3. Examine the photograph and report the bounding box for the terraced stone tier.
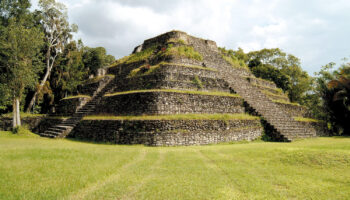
[108,72,230,94]
[96,91,244,115]
[71,119,263,146]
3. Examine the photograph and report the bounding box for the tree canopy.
[0,0,115,125]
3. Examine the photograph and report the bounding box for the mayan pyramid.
[39,31,326,145]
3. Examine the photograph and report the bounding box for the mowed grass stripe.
[131,149,239,199]
[200,142,350,199]
[67,149,148,200]
[82,150,165,200]
[196,150,243,199]
[120,150,166,200]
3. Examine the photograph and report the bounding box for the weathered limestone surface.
[96,92,244,115]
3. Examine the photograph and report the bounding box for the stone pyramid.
[39,31,327,145]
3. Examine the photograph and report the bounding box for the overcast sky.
[30,0,350,74]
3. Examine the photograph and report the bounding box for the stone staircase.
[221,71,317,141]
[40,78,114,138]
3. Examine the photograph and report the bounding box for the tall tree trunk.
[12,99,17,128]
[12,98,21,128]
[16,98,21,127]
[26,48,53,112]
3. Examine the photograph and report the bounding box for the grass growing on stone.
[128,62,217,78]
[0,134,350,200]
[167,62,217,71]
[83,113,259,121]
[262,90,289,100]
[105,89,241,98]
[252,83,284,94]
[162,45,203,61]
[61,95,91,101]
[167,38,187,45]
[273,99,304,107]
[294,117,323,123]
[192,75,204,89]
[109,45,157,68]
[127,63,162,78]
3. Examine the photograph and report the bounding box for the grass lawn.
[0,131,349,200]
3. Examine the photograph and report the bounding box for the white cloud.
[30,0,350,74]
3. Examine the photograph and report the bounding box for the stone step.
[47,127,66,132]
[43,130,61,136]
[40,133,56,138]
[221,71,317,141]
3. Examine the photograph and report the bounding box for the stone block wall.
[96,92,244,115]
[0,116,66,135]
[0,116,46,131]
[71,119,263,146]
[56,97,90,116]
[108,70,229,94]
[296,121,329,137]
[274,102,311,118]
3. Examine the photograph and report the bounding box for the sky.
[30,0,350,74]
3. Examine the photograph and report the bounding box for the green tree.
[26,0,77,112]
[0,17,43,127]
[83,47,115,76]
[247,48,312,104]
[316,62,350,135]
[0,0,31,25]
